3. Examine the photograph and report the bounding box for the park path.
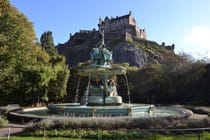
[0,123,28,138]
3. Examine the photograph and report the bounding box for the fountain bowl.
[48,103,152,117]
[7,103,193,123]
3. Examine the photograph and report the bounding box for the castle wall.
[109,17,129,31]
[104,14,130,33]
[103,12,146,40]
[104,19,110,32]
[105,32,122,41]
[129,14,136,26]
[125,24,136,36]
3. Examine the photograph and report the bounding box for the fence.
[1,126,210,140]
[150,128,210,140]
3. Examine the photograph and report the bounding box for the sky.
[10,0,210,60]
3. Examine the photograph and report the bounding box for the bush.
[0,117,8,126]
[27,117,172,130]
[23,129,152,139]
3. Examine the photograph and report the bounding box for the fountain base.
[48,103,152,117]
[81,96,123,106]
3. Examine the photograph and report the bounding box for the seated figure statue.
[88,79,104,96]
[107,80,118,96]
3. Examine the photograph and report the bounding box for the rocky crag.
[56,12,175,68]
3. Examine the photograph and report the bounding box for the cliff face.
[56,33,174,68]
[112,42,148,67]
[57,44,91,66]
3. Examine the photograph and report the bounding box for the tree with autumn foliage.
[0,2,69,106]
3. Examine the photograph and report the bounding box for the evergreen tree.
[40,31,58,55]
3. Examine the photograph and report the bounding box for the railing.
[1,126,210,140]
[149,128,210,140]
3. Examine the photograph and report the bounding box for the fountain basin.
[48,103,152,117]
[7,104,193,123]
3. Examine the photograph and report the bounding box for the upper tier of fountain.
[77,18,128,106]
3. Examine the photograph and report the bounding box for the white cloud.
[184,25,210,45]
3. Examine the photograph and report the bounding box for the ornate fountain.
[48,18,152,116]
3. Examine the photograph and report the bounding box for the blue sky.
[10,0,210,60]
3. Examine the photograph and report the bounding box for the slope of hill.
[56,32,175,68]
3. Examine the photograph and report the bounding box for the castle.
[72,11,147,43]
[66,11,174,52]
[103,11,147,40]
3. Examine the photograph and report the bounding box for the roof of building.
[104,11,132,22]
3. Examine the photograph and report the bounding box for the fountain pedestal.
[81,96,123,106]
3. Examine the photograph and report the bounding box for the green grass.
[156,132,210,140]
[1,133,210,140]
[0,137,80,140]
[19,129,210,140]
[0,132,210,140]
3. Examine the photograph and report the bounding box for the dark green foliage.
[66,55,210,106]
[129,64,163,103]
[40,31,58,55]
[65,68,88,103]
[128,53,210,105]
[47,55,70,102]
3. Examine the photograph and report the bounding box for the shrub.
[0,117,8,126]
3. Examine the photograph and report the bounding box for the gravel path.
[0,124,28,138]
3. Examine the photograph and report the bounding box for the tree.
[0,4,70,106]
[47,56,70,102]
[40,31,70,102]
[40,31,58,55]
[0,0,10,16]
[0,5,37,105]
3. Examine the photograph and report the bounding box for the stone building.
[103,11,147,40]
[68,11,147,43]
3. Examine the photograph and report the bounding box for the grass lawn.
[0,137,80,140]
[0,132,210,140]
[156,132,210,140]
